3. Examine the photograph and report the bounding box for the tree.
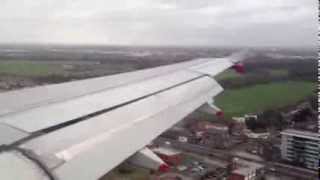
[259,110,285,130]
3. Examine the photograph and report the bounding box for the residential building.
[280,129,319,170]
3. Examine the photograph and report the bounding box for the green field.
[216,69,289,81]
[269,69,289,77]
[0,61,63,77]
[215,81,316,118]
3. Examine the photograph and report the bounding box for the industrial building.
[280,129,319,170]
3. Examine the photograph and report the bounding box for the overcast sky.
[0,0,317,47]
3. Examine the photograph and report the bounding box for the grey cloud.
[0,0,317,47]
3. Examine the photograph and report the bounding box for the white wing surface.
[0,53,245,180]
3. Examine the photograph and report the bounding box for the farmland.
[215,81,316,118]
[0,61,64,77]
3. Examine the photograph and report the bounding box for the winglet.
[232,63,245,74]
[229,51,251,74]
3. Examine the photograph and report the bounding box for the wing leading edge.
[0,53,245,180]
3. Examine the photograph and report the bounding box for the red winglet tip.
[232,63,245,74]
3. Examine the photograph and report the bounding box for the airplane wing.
[0,53,246,180]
